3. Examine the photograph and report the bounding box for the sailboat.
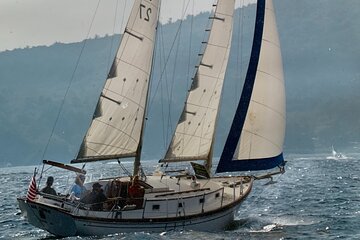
[17,0,286,237]
[328,145,346,160]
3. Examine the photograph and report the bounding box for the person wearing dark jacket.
[80,182,107,211]
[40,176,57,195]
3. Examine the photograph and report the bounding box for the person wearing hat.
[80,182,107,211]
[40,176,57,195]
[70,174,87,199]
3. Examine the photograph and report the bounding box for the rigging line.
[106,0,121,72]
[156,19,166,151]
[37,165,43,188]
[239,172,285,218]
[235,0,245,110]
[137,1,162,166]
[75,0,121,161]
[41,0,102,161]
[186,0,195,90]
[102,2,154,100]
[147,0,191,113]
[180,0,194,155]
[119,0,128,41]
[165,0,191,148]
[177,2,216,156]
[161,63,167,150]
[158,30,165,149]
[152,22,168,151]
[147,0,192,151]
[74,0,121,160]
[157,24,168,150]
[166,2,229,160]
[166,0,187,149]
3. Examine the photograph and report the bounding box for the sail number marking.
[140,4,152,22]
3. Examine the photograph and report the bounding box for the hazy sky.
[0,0,255,52]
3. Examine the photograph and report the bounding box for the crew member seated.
[127,176,144,208]
[81,183,107,211]
[40,176,57,195]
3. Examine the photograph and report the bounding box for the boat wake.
[250,223,282,233]
[292,152,353,161]
[326,155,350,160]
[230,215,318,233]
[293,156,327,161]
[326,152,352,160]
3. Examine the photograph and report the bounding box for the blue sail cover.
[216,0,286,173]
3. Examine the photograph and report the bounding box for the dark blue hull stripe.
[217,0,274,173]
[216,153,284,172]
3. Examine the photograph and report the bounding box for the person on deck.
[128,176,144,208]
[70,174,87,199]
[80,183,107,211]
[40,176,57,195]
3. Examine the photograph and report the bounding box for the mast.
[160,0,235,173]
[216,0,286,173]
[134,9,160,176]
[72,0,160,165]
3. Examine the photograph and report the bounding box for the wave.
[325,155,352,160]
[230,215,319,233]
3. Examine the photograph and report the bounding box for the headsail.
[216,0,285,172]
[73,0,160,163]
[161,0,235,170]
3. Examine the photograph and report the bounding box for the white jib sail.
[77,0,160,161]
[234,0,285,160]
[164,0,235,162]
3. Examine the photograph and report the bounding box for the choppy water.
[1,153,360,239]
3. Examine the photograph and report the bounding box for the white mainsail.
[74,0,160,162]
[162,0,235,165]
[217,0,285,172]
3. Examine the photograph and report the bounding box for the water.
[1,153,360,239]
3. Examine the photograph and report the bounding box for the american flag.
[26,175,37,202]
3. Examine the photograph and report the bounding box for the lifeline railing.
[65,181,248,219]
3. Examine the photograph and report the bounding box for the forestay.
[162,0,235,165]
[217,0,285,172]
[74,0,160,163]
